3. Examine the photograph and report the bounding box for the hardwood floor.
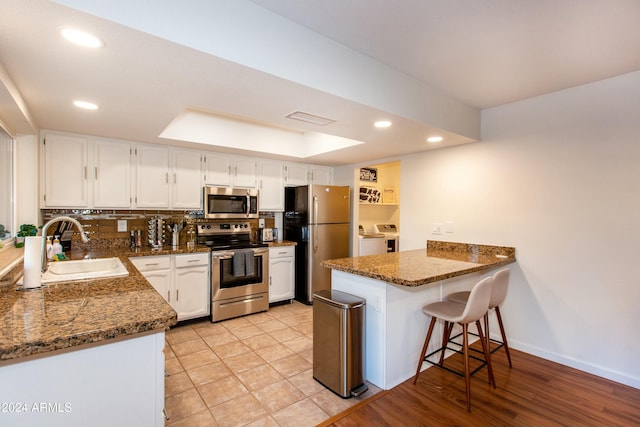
[320,344,640,427]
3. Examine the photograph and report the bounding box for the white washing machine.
[374,224,400,253]
[358,225,387,256]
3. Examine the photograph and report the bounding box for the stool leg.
[414,316,437,385]
[495,306,512,367]
[439,321,453,366]
[462,323,471,412]
[484,312,490,354]
[476,319,496,388]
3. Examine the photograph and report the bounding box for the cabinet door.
[259,160,284,211]
[175,265,210,320]
[172,149,202,209]
[43,133,88,207]
[269,247,295,303]
[310,167,333,185]
[136,145,169,208]
[94,139,132,208]
[142,269,172,304]
[203,153,231,186]
[233,157,257,188]
[284,163,308,186]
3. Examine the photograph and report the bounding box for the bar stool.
[413,276,495,412]
[446,268,512,367]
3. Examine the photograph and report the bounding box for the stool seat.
[413,275,496,412]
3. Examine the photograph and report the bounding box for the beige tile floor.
[164,301,380,427]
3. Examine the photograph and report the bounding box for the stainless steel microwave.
[203,186,259,219]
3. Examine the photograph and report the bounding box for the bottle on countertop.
[46,236,53,260]
[130,230,136,249]
[52,235,63,256]
[136,230,142,248]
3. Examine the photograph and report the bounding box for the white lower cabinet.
[269,246,295,303]
[130,253,210,321]
[0,332,166,427]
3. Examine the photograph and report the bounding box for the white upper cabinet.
[284,163,308,186]
[283,163,333,186]
[135,144,170,208]
[258,160,284,211]
[94,139,132,208]
[171,149,202,209]
[203,154,257,188]
[310,166,333,185]
[203,153,232,186]
[40,130,333,211]
[232,157,257,188]
[42,132,89,207]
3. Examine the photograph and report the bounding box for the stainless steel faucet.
[41,216,89,272]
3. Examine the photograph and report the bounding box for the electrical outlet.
[117,220,127,232]
[432,223,442,235]
[258,218,265,228]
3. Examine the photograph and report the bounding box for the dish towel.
[232,249,255,277]
[232,250,246,277]
[244,250,255,276]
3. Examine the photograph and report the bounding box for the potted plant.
[15,224,39,248]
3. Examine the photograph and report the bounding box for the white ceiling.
[1,0,639,166]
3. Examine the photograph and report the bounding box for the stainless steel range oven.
[197,221,269,322]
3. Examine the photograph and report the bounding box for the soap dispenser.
[46,236,53,260]
[52,235,63,256]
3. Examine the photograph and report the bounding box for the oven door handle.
[212,248,268,260]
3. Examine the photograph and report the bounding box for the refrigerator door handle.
[313,195,319,225]
[312,224,318,254]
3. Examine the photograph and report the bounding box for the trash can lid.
[313,289,366,309]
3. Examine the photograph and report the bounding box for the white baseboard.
[507,338,640,390]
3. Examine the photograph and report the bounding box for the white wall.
[396,70,640,388]
[15,134,39,226]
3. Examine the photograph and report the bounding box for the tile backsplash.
[41,210,276,250]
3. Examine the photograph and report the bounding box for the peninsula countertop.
[322,240,516,287]
[0,245,213,362]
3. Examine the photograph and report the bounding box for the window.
[0,127,13,244]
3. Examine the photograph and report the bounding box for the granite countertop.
[0,246,197,362]
[266,240,297,247]
[321,240,516,287]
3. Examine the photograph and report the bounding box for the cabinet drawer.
[269,246,295,259]
[175,253,209,268]
[130,255,171,271]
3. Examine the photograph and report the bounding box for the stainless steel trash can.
[313,289,368,398]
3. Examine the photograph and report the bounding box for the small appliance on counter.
[258,227,277,242]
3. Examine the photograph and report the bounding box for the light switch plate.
[117,220,127,232]
[432,223,442,235]
[445,221,454,233]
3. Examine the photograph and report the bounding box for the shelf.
[359,202,399,206]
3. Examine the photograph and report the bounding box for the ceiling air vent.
[285,111,335,126]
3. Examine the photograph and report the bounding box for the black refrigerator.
[284,185,351,304]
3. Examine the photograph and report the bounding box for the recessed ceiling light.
[61,28,104,48]
[73,100,98,110]
[427,136,444,143]
[374,120,392,128]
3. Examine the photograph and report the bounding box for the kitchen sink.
[41,257,129,283]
